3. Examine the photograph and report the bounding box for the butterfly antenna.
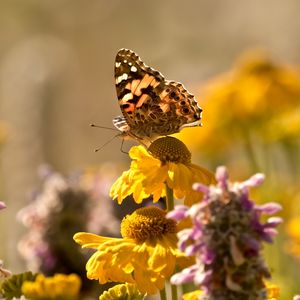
[90,123,119,131]
[94,134,120,152]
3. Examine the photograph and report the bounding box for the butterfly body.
[114,49,202,143]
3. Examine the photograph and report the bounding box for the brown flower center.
[148,136,191,164]
[121,206,177,243]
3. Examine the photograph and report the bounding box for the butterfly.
[113,48,202,145]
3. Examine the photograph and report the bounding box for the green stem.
[165,184,174,212]
[171,283,178,300]
[243,129,260,173]
[165,185,177,299]
[159,286,167,300]
[181,282,194,294]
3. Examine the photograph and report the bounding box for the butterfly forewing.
[115,49,165,124]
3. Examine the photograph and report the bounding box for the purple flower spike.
[17,165,120,289]
[202,249,215,264]
[0,201,6,210]
[195,269,213,287]
[0,260,12,278]
[171,265,199,285]
[169,166,281,300]
[243,173,265,188]
[166,205,188,221]
[193,182,210,194]
[265,217,283,227]
[255,202,282,215]
[215,166,229,190]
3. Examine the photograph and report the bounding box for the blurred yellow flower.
[21,273,81,300]
[181,284,278,300]
[74,206,188,295]
[263,107,300,141]
[266,282,280,300]
[99,283,145,300]
[286,217,300,259]
[178,51,300,153]
[110,137,215,206]
[182,290,204,300]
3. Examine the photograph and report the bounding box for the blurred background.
[0,0,300,298]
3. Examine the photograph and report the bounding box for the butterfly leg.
[120,139,129,154]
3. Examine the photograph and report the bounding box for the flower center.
[99,283,144,300]
[148,136,191,164]
[121,206,177,242]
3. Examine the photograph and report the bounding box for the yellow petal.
[73,232,113,249]
[132,181,150,204]
[129,145,151,160]
[191,164,216,185]
[142,164,168,192]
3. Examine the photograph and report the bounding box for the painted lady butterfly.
[114,48,202,144]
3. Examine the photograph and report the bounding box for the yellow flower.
[21,273,81,300]
[74,206,188,295]
[182,290,204,300]
[286,217,300,259]
[182,284,278,300]
[178,50,300,153]
[263,107,300,141]
[99,283,145,300]
[110,137,215,206]
[266,282,280,300]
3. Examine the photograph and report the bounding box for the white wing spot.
[117,73,129,84]
[122,93,133,101]
[115,62,121,67]
[131,66,138,72]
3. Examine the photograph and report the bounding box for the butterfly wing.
[114,49,165,128]
[114,49,202,139]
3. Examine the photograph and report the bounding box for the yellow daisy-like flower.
[99,283,145,300]
[181,284,279,300]
[182,290,204,300]
[21,273,81,300]
[286,217,300,259]
[178,50,300,153]
[110,137,215,206]
[266,282,280,300]
[74,206,188,295]
[264,107,300,142]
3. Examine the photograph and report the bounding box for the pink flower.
[0,201,6,210]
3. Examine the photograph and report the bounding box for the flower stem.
[165,185,176,299]
[165,184,174,212]
[171,283,178,300]
[244,133,260,173]
[159,286,167,300]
